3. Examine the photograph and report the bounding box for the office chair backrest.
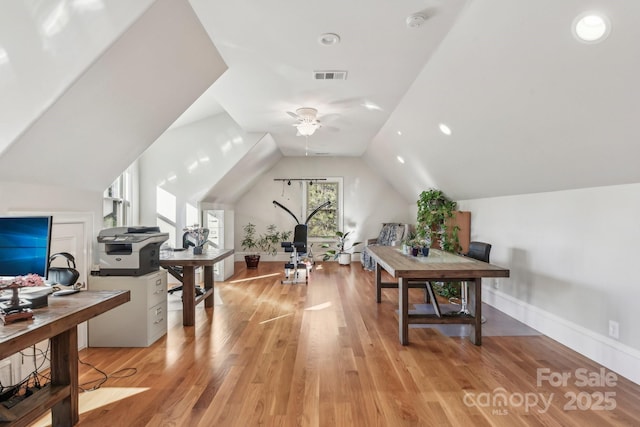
[467,241,491,263]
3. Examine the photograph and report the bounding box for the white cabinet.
[88,270,167,347]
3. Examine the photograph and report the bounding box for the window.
[303,178,343,239]
[156,186,177,246]
[103,167,133,228]
[186,203,199,227]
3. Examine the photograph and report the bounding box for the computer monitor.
[0,216,53,279]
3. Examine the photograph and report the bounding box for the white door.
[18,219,89,381]
[49,222,87,289]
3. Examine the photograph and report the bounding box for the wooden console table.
[0,290,129,426]
[366,246,509,346]
[160,248,234,326]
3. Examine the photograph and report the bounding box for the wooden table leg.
[182,266,196,326]
[204,265,214,308]
[375,263,382,303]
[399,277,409,345]
[51,327,78,426]
[468,278,482,345]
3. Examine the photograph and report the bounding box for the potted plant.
[402,231,416,255]
[241,222,261,268]
[416,189,460,253]
[322,230,362,265]
[258,224,292,257]
[242,223,292,268]
[416,189,461,297]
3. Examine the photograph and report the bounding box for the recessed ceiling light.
[362,102,382,111]
[318,33,341,46]
[397,156,405,164]
[397,131,403,136]
[573,13,610,43]
[0,47,8,65]
[439,123,452,136]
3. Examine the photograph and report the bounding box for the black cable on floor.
[78,358,137,392]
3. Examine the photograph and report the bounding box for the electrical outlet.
[608,320,619,339]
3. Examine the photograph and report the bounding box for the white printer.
[97,226,169,276]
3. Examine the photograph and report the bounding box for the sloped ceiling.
[0,0,227,192]
[2,0,639,205]
[366,0,640,201]
[201,133,282,206]
[189,0,468,157]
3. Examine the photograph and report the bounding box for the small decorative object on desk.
[183,225,209,255]
[0,274,45,324]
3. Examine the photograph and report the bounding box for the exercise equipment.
[273,200,331,284]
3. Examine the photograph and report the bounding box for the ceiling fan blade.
[318,113,341,123]
[286,111,300,120]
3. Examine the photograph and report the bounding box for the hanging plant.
[416,189,461,253]
[416,189,461,299]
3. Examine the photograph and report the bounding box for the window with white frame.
[303,178,343,239]
[103,167,133,228]
[156,186,177,247]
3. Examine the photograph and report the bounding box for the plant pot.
[245,254,260,269]
[338,253,351,265]
[411,247,419,256]
[421,247,430,257]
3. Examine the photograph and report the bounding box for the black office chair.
[167,230,210,296]
[456,241,492,318]
[466,241,492,263]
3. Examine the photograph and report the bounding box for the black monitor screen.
[0,216,53,278]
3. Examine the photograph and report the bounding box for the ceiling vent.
[314,70,347,80]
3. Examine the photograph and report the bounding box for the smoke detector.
[406,13,427,28]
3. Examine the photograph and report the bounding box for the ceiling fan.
[286,107,322,136]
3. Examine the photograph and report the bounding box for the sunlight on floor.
[259,313,293,324]
[31,387,149,426]
[305,301,332,311]
[229,273,281,283]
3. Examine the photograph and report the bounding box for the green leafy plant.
[242,223,292,256]
[321,230,362,261]
[416,189,460,253]
[241,222,259,254]
[258,224,292,256]
[416,189,461,298]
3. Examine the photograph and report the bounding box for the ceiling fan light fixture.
[296,121,319,136]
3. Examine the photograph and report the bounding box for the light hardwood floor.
[36,261,640,426]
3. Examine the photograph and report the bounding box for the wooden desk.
[159,248,234,326]
[366,246,510,346]
[0,290,129,426]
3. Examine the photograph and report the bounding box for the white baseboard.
[483,286,640,385]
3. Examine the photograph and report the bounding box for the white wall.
[459,183,640,383]
[0,181,102,231]
[233,156,412,262]
[137,113,266,246]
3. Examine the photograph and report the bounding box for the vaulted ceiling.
[2,0,639,203]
